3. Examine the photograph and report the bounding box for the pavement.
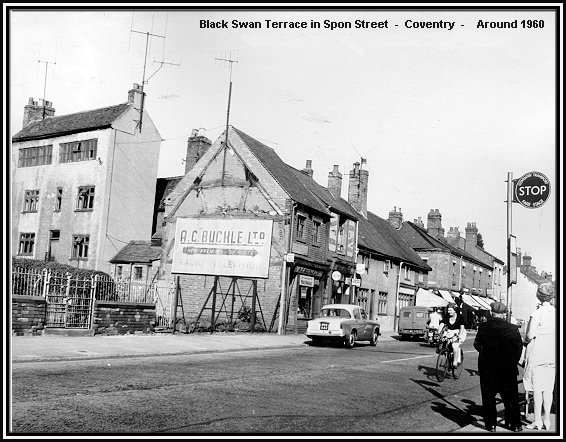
[9,329,558,435]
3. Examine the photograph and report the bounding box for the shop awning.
[438,290,455,303]
[461,294,484,310]
[471,295,493,310]
[415,288,449,308]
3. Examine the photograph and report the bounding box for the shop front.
[285,259,328,333]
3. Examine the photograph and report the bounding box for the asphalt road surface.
[10,337,485,434]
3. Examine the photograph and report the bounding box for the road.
[10,337,484,434]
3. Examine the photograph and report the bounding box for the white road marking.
[381,350,475,364]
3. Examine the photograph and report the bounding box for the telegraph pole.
[38,59,56,120]
[506,172,513,322]
[215,54,238,186]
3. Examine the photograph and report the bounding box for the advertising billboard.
[171,218,273,278]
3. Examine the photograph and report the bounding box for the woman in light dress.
[522,282,556,431]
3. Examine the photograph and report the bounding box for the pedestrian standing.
[473,301,524,432]
[523,282,556,431]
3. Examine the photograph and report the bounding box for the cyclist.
[438,303,466,367]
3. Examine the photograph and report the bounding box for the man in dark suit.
[473,301,524,432]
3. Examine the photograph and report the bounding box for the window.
[384,260,390,274]
[71,235,89,259]
[59,139,98,163]
[23,190,39,212]
[418,271,424,283]
[296,214,306,240]
[18,233,35,255]
[18,145,53,167]
[55,188,63,211]
[50,230,60,240]
[116,265,123,278]
[134,266,143,280]
[337,218,346,253]
[312,220,321,244]
[76,186,95,210]
[377,291,388,315]
[404,267,412,281]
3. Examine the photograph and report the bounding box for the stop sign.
[513,171,551,208]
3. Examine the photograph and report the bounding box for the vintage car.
[305,304,380,348]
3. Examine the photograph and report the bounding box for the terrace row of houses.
[11,84,548,331]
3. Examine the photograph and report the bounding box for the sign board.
[356,263,366,275]
[345,277,352,285]
[295,266,324,279]
[352,278,361,287]
[331,270,342,281]
[513,171,551,208]
[298,275,315,287]
[171,218,273,278]
[285,253,295,263]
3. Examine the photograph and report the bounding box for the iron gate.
[45,272,95,329]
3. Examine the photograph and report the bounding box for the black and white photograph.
[4,3,561,438]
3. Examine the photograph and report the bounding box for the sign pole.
[506,172,513,322]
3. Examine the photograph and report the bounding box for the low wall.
[93,301,156,335]
[11,296,156,336]
[12,295,47,336]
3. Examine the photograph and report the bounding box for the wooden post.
[171,276,179,334]
[211,276,218,334]
[251,280,257,333]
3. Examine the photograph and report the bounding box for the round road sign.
[514,171,551,208]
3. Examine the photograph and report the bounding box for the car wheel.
[370,329,379,346]
[345,331,356,349]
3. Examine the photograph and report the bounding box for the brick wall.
[12,295,46,336]
[11,296,156,336]
[93,301,156,335]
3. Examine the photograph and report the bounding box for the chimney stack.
[522,253,532,268]
[465,222,478,252]
[348,161,369,217]
[426,209,444,239]
[185,128,212,174]
[327,165,342,198]
[301,160,314,178]
[413,216,425,229]
[388,206,403,229]
[128,83,145,107]
[22,97,55,127]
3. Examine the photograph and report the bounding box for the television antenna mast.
[215,53,238,186]
[38,59,56,120]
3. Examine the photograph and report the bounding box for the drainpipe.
[459,256,463,291]
[278,203,296,335]
[393,261,405,332]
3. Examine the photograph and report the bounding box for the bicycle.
[435,335,464,382]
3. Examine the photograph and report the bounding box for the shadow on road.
[411,378,479,429]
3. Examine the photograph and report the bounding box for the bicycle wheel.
[436,349,449,382]
[452,349,464,379]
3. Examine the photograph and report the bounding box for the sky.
[6,4,561,279]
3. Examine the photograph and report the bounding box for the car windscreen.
[321,308,351,318]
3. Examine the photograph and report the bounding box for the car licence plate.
[320,322,329,330]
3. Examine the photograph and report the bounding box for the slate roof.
[358,212,431,271]
[12,103,131,142]
[233,127,334,217]
[399,221,492,268]
[110,240,162,264]
[521,267,550,286]
[477,246,505,265]
[287,166,359,220]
